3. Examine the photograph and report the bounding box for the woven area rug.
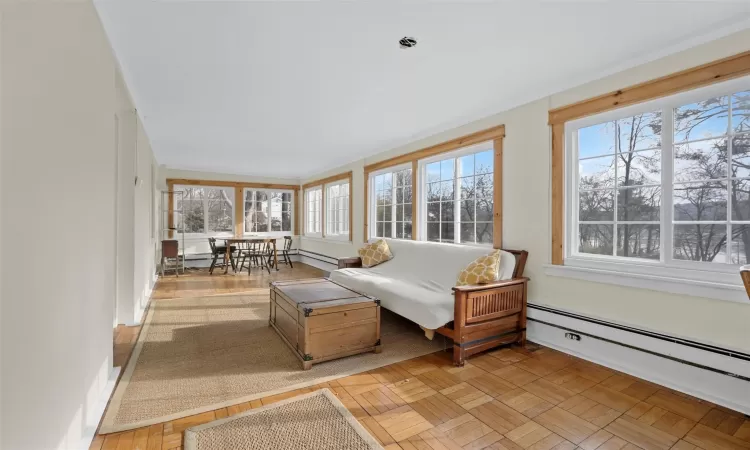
[100,289,444,433]
[184,389,383,450]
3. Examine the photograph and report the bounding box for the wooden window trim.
[302,171,353,241]
[548,50,750,265]
[166,178,300,239]
[363,125,505,248]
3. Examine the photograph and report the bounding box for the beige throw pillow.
[456,250,502,286]
[358,239,393,268]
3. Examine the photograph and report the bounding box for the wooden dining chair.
[208,238,236,274]
[279,236,294,268]
[257,240,272,274]
[236,241,252,274]
[238,240,271,274]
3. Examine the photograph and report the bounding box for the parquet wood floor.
[93,264,750,450]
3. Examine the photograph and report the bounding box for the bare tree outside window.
[578,112,662,259]
[575,88,750,265]
[426,147,493,244]
[207,189,233,233]
[673,90,750,263]
[374,168,412,239]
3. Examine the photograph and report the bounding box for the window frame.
[325,179,350,241]
[301,171,353,242]
[304,186,323,238]
[367,163,413,241]
[418,142,495,246]
[242,187,294,236]
[564,76,750,284]
[172,184,237,237]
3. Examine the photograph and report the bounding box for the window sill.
[543,259,748,304]
[301,236,353,245]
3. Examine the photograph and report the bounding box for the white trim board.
[526,307,750,414]
[78,366,121,450]
[543,263,747,304]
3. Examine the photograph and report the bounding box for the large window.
[423,144,494,244]
[174,185,235,235]
[372,167,413,239]
[305,187,322,236]
[326,180,350,238]
[244,189,293,233]
[570,79,750,266]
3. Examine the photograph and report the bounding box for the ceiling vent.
[399,37,417,49]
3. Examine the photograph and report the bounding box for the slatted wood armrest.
[448,274,529,367]
[338,257,363,269]
[452,277,529,293]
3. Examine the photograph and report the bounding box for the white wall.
[300,28,750,353]
[115,68,136,326]
[0,9,4,447]
[0,2,119,449]
[113,62,159,326]
[300,162,366,260]
[133,119,158,324]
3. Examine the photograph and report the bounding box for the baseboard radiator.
[526,304,750,415]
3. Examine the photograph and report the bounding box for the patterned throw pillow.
[456,250,502,286]
[358,239,393,268]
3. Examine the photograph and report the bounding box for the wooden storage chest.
[269,278,381,370]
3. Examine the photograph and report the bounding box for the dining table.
[221,236,279,274]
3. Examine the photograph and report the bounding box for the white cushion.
[331,268,454,329]
[329,239,517,330]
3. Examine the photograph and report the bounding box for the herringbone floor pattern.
[92,265,750,450]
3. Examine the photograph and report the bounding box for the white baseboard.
[298,255,336,273]
[78,366,121,450]
[527,306,750,414]
[298,251,337,273]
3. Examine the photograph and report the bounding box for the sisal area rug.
[184,389,383,450]
[100,289,444,433]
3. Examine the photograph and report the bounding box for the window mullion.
[663,108,674,264]
[204,193,210,234]
[727,98,734,264]
[390,176,396,239]
[454,160,461,244]
[613,121,619,257]
[419,164,425,242]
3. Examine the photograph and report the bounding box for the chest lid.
[271,278,377,313]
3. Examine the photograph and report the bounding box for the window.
[244,189,293,233]
[305,187,322,236]
[570,79,750,266]
[326,180,350,238]
[423,144,494,244]
[174,185,235,235]
[372,167,413,239]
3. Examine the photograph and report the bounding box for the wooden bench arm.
[452,277,529,293]
[449,277,528,367]
[338,257,363,269]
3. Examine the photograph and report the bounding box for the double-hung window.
[422,143,494,244]
[326,180,350,239]
[243,189,293,234]
[305,187,322,237]
[569,78,750,272]
[371,166,413,239]
[174,184,235,235]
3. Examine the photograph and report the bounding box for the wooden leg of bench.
[453,345,465,367]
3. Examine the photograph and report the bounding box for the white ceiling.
[95,1,750,179]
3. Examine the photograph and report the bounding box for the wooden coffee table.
[269,278,381,370]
